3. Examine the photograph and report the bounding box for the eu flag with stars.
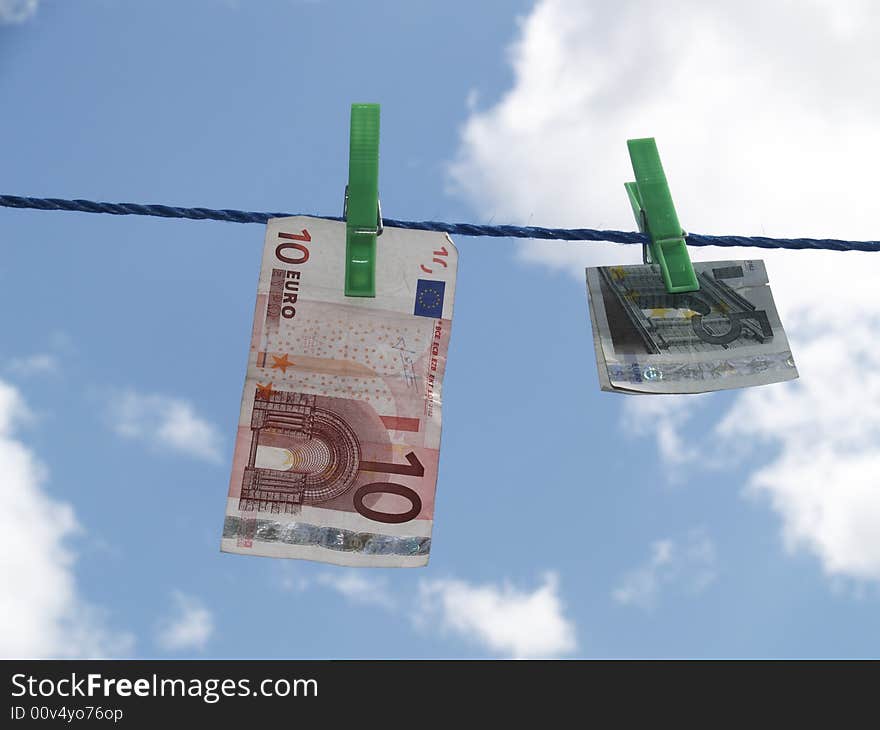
[414,279,445,318]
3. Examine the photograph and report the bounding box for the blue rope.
[2,194,880,252]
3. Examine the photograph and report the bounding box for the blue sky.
[1,0,879,659]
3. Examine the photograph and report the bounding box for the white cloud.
[0,379,132,657]
[0,0,37,24]
[7,354,59,377]
[109,390,224,464]
[418,572,577,658]
[6,334,75,378]
[621,395,708,472]
[156,592,214,653]
[278,570,312,593]
[279,567,396,609]
[278,567,577,656]
[315,571,396,609]
[613,530,717,610]
[452,0,880,582]
[717,331,880,580]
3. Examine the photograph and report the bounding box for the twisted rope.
[2,195,879,252]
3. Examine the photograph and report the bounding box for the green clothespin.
[625,138,699,293]
[344,103,382,297]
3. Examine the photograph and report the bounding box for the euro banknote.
[222,217,457,567]
[586,260,797,394]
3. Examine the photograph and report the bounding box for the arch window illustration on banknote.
[240,388,426,526]
[242,390,362,512]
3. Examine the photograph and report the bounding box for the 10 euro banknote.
[222,217,457,567]
[586,259,798,394]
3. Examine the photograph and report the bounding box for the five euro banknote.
[586,259,798,394]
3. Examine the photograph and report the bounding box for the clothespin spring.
[343,185,383,238]
[644,228,690,265]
